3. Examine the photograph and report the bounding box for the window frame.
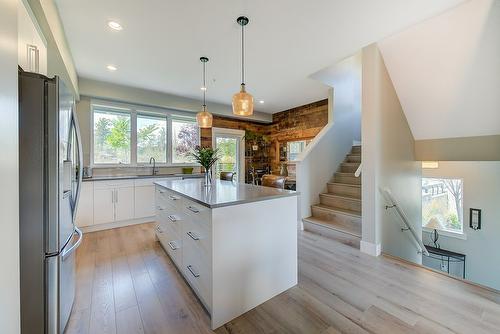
[90,103,133,167]
[421,176,466,239]
[287,140,308,162]
[169,115,201,166]
[90,99,200,168]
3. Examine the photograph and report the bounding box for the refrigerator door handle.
[61,228,83,261]
[71,112,84,223]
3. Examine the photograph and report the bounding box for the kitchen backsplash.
[90,166,202,177]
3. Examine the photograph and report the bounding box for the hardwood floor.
[66,223,500,334]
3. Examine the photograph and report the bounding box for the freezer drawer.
[46,228,82,334]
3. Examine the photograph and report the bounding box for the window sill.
[423,227,467,240]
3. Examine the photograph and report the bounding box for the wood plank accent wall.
[202,99,328,181]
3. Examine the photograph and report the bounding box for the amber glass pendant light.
[232,16,254,116]
[196,56,213,128]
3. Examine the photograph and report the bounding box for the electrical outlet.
[441,263,448,271]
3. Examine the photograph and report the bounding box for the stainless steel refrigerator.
[19,69,83,334]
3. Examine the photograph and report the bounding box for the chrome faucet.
[149,157,157,176]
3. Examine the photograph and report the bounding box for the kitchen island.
[154,178,298,329]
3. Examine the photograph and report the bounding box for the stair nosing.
[320,193,361,202]
[303,217,361,238]
[327,182,361,188]
[312,204,361,218]
[335,172,358,176]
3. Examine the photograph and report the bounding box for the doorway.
[212,128,245,183]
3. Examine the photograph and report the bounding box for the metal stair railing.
[382,188,429,256]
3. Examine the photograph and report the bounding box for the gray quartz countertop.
[154,178,298,208]
[83,173,204,182]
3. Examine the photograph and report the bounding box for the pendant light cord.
[241,22,245,85]
[203,60,206,107]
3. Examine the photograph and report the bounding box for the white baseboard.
[360,240,381,256]
[80,217,154,233]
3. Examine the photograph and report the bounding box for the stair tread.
[303,216,361,238]
[341,162,361,166]
[312,204,361,217]
[320,193,361,201]
[327,182,361,188]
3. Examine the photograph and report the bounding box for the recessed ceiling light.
[108,21,123,31]
[259,100,265,104]
[106,65,117,71]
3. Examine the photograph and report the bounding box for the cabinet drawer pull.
[168,215,178,222]
[156,225,162,233]
[168,241,178,250]
[169,195,180,201]
[158,189,166,194]
[157,206,164,211]
[187,231,199,241]
[186,205,199,213]
[187,265,200,278]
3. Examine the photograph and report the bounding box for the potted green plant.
[190,146,219,186]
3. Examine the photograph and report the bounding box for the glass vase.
[204,168,212,187]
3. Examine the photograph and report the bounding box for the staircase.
[303,145,362,248]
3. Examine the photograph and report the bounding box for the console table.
[424,245,466,279]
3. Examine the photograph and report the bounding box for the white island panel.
[211,196,298,329]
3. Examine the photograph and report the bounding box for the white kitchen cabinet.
[115,186,135,221]
[134,185,155,218]
[93,188,115,224]
[18,0,47,75]
[75,182,94,227]
[134,177,182,219]
[93,180,135,225]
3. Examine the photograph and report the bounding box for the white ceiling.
[55,0,463,114]
[379,0,500,140]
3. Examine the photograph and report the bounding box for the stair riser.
[311,207,362,226]
[320,195,361,212]
[334,173,361,185]
[327,184,361,198]
[346,155,361,163]
[351,146,361,154]
[340,164,360,173]
[303,220,360,249]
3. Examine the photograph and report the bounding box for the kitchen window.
[93,109,131,164]
[171,118,200,164]
[91,101,199,166]
[137,114,167,163]
[287,140,310,161]
[422,178,464,235]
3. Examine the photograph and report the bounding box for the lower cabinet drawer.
[156,223,182,267]
[158,210,186,236]
[182,237,212,309]
[183,217,211,259]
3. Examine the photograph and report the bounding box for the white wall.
[379,0,500,140]
[296,53,361,221]
[0,0,20,332]
[78,78,272,123]
[361,44,422,262]
[422,161,500,291]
